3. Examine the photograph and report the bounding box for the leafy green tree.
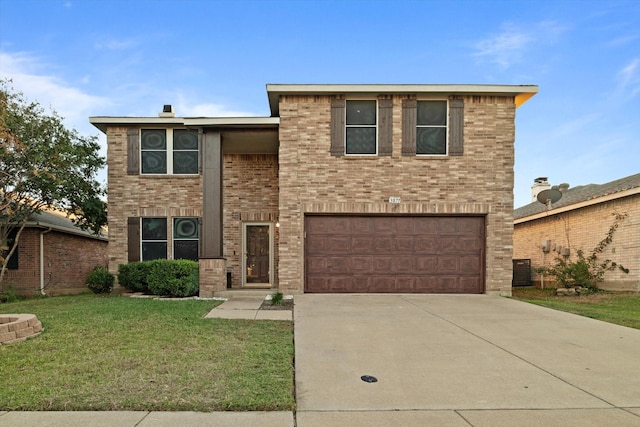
[0,79,107,286]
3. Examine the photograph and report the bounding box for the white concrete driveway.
[294,294,640,426]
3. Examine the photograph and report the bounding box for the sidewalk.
[204,296,292,321]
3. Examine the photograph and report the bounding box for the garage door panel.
[305,216,484,294]
[393,236,414,253]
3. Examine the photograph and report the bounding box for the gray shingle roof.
[514,173,640,220]
[25,210,108,241]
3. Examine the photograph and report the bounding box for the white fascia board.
[183,117,279,127]
[89,116,185,133]
[266,84,539,116]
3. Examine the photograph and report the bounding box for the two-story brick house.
[91,84,537,297]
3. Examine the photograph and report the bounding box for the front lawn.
[511,287,640,330]
[0,294,294,411]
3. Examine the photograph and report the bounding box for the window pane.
[346,128,376,154]
[346,100,376,125]
[173,151,198,174]
[142,218,167,240]
[417,101,447,126]
[174,240,198,261]
[141,151,167,174]
[142,242,167,261]
[141,129,166,149]
[174,218,198,238]
[417,128,447,155]
[173,129,198,149]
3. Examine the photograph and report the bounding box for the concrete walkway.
[294,294,640,426]
[3,294,640,426]
[204,296,292,321]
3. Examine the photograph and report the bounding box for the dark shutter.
[127,217,140,262]
[378,98,393,156]
[330,98,345,157]
[198,128,204,174]
[402,99,417,156]
[127,127,140,174]
[449,98,464,156]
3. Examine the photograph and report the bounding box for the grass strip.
[512,288,640,330]
[0,294,294,411]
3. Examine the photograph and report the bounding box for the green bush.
[86,266,115,294]
[118,262,152,293]
[147,259,199,297]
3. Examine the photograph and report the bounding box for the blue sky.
[1,0,638,208]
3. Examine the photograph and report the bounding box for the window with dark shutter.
[330,99,345,157]
[378,98,393,156]
[449,98,464,156]
[127,217,141,262]
[127,127,140,174]
[402,99,417,156]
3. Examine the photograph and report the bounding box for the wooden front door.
[243,223,272,287]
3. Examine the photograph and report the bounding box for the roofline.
[89,116,278,134]
[266,84,539,116]
[514,186,640,224]
[24,220,108,241]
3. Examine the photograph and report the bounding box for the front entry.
[243,223,273,287]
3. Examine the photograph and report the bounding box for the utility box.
[512,259,532,287]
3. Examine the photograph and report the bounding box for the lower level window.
[173,217,199,261]
[141,218,167,261]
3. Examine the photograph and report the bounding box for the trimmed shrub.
[86,266,115,294]
[147,259,199,297]
[118,262,152,293]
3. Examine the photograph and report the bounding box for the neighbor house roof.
[266,84,539,116]
[24,210,108,241]
[514,173,640,223]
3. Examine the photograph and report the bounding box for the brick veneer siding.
[106,126,203,287]
[514,194,640,291]
[277,95,516,295]
[107,127,279,291]
[2,228,107,296]
[223,154,279,288]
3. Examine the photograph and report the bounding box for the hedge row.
[118,260,199,297]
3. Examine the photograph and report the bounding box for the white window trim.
[416,99,449,157]
[345,99,378,156]
[140,128,199,175]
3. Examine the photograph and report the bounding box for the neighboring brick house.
[514,174,640,291]
[1,211,108,296]
[91,84,537,296]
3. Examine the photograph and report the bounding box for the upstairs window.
[140,129,199,175]
[345,100,377,155]
[416,101,447,155]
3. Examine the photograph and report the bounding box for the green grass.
[0,294,294,411]
[512,288,640,330]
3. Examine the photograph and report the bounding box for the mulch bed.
[259,299,294,311]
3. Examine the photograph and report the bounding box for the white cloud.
[174,93,259,117]
[94,38,138,50]
[0,51,112,129]
[473,21,567,68]
[616,58,640,98]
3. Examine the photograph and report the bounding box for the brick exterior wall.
[2,228,108,296]
[277,94,517,295]
[223,154,279,288]
[107,127,278,291]
[107,126,203,286]
[514,194,640,291]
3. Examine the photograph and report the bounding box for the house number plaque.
[388,197,401,204]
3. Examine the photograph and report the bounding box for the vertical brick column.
[199,258,227,297]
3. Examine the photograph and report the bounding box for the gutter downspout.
[40,227,52,296]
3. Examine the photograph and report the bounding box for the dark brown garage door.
[305,215,485,293]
